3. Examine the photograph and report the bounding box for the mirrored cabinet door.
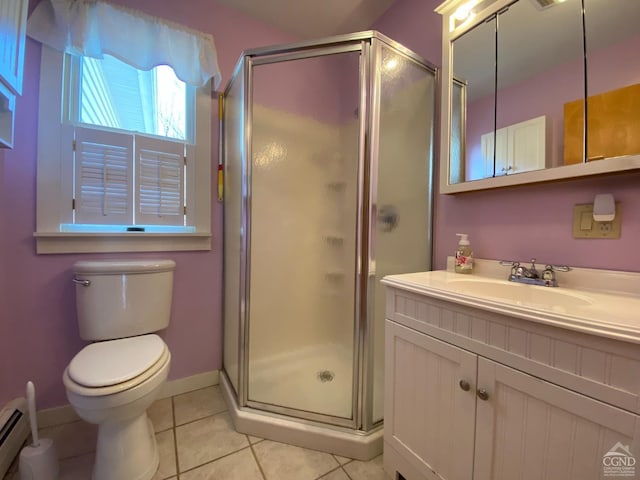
[496,0,583,175]
[451,17,496,183]
[580,0,640,163]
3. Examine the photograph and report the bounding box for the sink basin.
[445,278,593,309]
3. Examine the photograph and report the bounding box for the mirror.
[438,0,640,193]
[579,0,640,164]
[451,17,495,183]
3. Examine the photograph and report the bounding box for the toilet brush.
[19,382,59,480]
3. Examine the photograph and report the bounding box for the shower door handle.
[377,205,399,232]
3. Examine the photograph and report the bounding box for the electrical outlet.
[572,203,621,239]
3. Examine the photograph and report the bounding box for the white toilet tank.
[73,260,176,341]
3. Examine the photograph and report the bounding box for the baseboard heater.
[0,397,29,478]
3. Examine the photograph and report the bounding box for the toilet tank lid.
[73,259,176,274]
[68,334,167,387]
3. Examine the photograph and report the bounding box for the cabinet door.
[480,128,509,177]
[385,320,477,480]
[494,127,509,176]
[0,0,28,95]
[474,358,640,480]
[508,115,546,174]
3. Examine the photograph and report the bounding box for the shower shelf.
[326,181,347,192]
[325,271,345,281]
[324,234,345,246]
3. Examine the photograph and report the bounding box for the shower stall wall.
[221,31,437,460]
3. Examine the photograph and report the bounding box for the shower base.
[248,342,354,418]
[220,371,383,461]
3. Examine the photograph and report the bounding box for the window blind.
[135,136,185,226]
[74,127,133,224]
[73,127,186,227]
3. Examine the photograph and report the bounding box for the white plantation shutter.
[135,136,185,226]
[74,127,133,224]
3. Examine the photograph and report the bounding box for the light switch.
[580,211,592,231]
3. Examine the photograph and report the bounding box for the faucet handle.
[542,265,557,285]
[499,260,521,278]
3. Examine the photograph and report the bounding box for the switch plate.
[572,203,621,239]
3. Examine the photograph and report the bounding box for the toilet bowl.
[64,260,175,480]
[63,334,171,480]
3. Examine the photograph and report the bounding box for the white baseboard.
[158,370,219,399]
[37,370,220,429]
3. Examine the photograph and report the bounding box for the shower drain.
[317,370,335,383]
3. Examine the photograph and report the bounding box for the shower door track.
[245,399,356,429]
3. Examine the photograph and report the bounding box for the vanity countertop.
[382,269,640,344]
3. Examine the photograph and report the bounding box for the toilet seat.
[64,336,170,399]
[69,334,166,388]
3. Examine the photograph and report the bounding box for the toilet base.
[93,413,159,480]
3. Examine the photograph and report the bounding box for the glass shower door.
[246,50,362,422]
[368,44,436,425]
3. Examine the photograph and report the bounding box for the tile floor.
[4,385,388,480]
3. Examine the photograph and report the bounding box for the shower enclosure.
[221,31,437,459]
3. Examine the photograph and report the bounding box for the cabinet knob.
[459,379,470,391]
[477,388,489,401]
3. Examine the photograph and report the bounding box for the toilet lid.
[68,334,166,388]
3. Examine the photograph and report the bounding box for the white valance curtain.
[27,0,221,88]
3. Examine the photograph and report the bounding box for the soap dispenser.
[455,233,473,274]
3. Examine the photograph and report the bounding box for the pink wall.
[0,0,296,409]
[374,0,640,273]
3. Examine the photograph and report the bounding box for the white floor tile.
[343,454,386,480]
[319,469,350,480]
[180,448,263,480]
[174,386,228,425]
[175,412,249,472]
[252,440,339,480]
[153,430,177,480]
[58,452,94,480]
[148,397,174,432]
[333,454,352,465]
[2,387,385,480]
[39,420,98,459]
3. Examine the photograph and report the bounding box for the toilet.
[63,260,175,480]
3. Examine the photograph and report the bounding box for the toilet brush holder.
[18,382,59,480]
[19,439,58,480]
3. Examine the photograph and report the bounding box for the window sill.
[34,231,212,254]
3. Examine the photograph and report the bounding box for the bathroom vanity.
[382,264,640,480]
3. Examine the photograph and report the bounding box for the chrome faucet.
[500,259,570,287]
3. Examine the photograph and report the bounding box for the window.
[35,47,212,254]
[77,56,190,141]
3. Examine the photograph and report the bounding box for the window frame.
[35,46,212,254]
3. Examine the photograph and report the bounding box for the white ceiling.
[214,0,398,39]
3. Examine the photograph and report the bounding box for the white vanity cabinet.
[0,0,29,148]
[383,281,640,480]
